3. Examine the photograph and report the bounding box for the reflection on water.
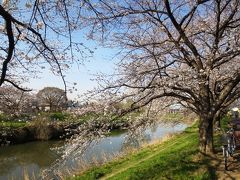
[0,141,62,179]
[0,123,186,180]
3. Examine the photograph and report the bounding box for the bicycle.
[222,128,236,170]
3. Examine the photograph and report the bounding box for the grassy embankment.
[71,123,217,180]
[0,112,92,129]
[0,111,128,129]
[0,121,27,128]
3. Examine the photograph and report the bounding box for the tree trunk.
[199,116,214,154]
[214,110,225,129]
[49,102,52,112]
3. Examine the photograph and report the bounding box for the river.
[0,123,186,180]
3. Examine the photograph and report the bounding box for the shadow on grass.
[121,147,218,180]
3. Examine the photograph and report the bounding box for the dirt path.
[214,147,240,179]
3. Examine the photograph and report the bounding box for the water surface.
[0,123,186,179]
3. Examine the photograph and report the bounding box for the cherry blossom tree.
[81,0,240,154]
[37,87,67,112]
[0,0,91,92]
[0,85,34,115]
[1,0,239,155]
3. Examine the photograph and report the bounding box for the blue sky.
[24,45,118,100]
[0,0,119,100]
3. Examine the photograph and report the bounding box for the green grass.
[220,114,231,131]
[0,121,27,128]
[71,124,216,180]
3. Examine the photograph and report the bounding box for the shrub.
[0,113,10,121]
[49,112,68,121]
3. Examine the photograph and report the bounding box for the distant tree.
[37,87,67,112]
[0,86,34,115]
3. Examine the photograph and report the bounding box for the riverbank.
[0,117,129,146]
[0,123,66,145]
[0,111,191,146]
[71,124,217,179]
